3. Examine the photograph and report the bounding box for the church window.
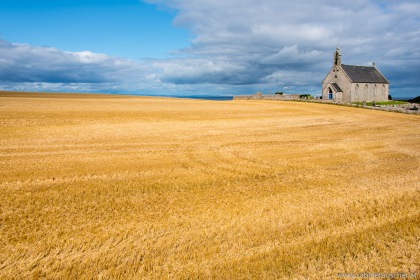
[355,84,359,101]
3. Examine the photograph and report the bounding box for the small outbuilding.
[322,48,389,102]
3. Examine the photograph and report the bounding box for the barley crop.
[0,92,418,279]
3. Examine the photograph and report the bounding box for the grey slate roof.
[331,83,342,92]
[341,64,389,84]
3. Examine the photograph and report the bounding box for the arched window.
[328,88,333,100]
[355,84,359,101]
[373,84,377,101]
[364,84,369,101]
[382,85,386,100]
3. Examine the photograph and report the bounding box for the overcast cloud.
[146,0,420,96]
[1,0,419,97]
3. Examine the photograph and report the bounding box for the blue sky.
[0,0,189,59]
[0,0,419,98]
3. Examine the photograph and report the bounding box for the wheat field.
[0,91,419,279]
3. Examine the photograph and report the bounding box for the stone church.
[322,48,389,102]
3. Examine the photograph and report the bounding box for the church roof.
[331,83,342,92]
[341,64,389,84]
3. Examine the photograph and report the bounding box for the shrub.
[299,94,311,99]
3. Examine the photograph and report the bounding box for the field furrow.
[0,92,419,279]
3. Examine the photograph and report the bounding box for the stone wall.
[233,93,420,115]
[301,99,420,115]
[351,83,388,102]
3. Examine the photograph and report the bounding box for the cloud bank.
[0,39,152,92]
[1,0,419,97]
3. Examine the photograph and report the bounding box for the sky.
[0,0,419,98]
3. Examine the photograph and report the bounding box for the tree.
[408,96,420,103]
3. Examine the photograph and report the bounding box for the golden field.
[0,91,419,279]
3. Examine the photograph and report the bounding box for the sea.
[168,95,233,101]
[112,93,234,101]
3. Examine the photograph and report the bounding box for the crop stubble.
[0,92,419,279]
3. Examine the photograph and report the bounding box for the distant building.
[322,48,389,102]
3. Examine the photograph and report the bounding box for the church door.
[328,88,333,100]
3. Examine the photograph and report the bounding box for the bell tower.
[334,47,341,68]
[333,47,341,79]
